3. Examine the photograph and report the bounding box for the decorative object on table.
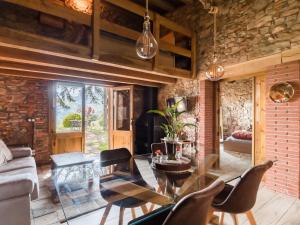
[148,100,195,160]
[152,156,192,173]
[136,0,158,59]
[269,82,294,103]
[205,6,225,81]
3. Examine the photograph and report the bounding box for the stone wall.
[158,78,200,141]
[167,0,300,72]
[0,76,50,164]
[220,79,253,138]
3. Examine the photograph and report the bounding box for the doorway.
[52,82,108,154]
[216,74,266,176]
[218,78,253,175]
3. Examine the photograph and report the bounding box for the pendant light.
[136,0,158,60]
[65,0,92,14]
[206,6,224,81]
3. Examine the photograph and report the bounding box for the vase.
[163,138,179,160]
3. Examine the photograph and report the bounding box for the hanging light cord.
[145,0,149,17]
[209,6,218,56]
[213,9,217,55]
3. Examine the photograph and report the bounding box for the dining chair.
[211,160,273,225]
[99,148,152,225]
[128,180,225,225]
[151,142,166,156]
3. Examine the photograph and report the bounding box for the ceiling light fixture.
[136,0,158,60]
[205,6,225,81]
[65,0,93,14]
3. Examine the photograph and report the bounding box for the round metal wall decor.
[269,82,294,103]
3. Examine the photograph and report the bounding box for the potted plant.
[148,101,195,160]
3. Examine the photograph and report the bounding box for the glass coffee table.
[52,152,221,224]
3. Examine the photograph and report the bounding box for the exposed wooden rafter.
[0,61,162,87]
[0,42,177,84]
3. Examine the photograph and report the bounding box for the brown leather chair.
[211,160,273,225]
[128,180,225,225]
[151,142,166,156]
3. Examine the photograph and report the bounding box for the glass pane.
[56,83,83,132]
[85,85,109,153]
[113,89,130,131]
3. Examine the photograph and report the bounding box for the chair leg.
[119,207,125,225]
[219,212,225,225]
[141,205,148,214]
[230,214,239,225]
[206,208,215,224]
[246,210,257,225]
[99,204,112,225]
[131,208,136,219]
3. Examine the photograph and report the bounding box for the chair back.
[100,148,131,167]
[214,160,273,213]
[151,143,166,156]
[163,180,225,225]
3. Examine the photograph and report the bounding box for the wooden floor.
[31,150,300,225]
[32,184,300,225]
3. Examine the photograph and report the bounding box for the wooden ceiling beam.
[0,42,177,84]
[0,69,117,86]
[0,61,162,87]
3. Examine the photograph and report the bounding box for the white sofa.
[0,147,39,225]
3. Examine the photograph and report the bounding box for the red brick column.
[198,80,216,158]
[265,62,300,198]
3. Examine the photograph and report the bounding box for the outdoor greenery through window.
[56,82,108,152]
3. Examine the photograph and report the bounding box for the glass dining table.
[52,152,225,225]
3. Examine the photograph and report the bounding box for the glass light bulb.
[136,18,158,60]
[205,56,225,81]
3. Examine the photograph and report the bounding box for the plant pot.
[163,138,179,160]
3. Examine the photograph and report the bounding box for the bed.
[223,131,252,154]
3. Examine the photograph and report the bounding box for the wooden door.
[52,82,85,154]
[253,75,266,165]
[109,86,134,154]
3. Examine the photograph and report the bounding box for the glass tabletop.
[52,153,221,224]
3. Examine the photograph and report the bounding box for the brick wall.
[0,76,50,164]
[198,80,217,158]
[265,61,300,198]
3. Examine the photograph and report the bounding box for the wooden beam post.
[92,0,101,59]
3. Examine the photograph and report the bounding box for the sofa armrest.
[0,174,34,201]
[9,147,32,158]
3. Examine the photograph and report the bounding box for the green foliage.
[63,113,82,128]
[148,101,195,139]
[56,84,105,109]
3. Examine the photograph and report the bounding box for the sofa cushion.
[0,157,36,173]
[9,147,32,158]
[0,140,13,161]
[0,167,39,200]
